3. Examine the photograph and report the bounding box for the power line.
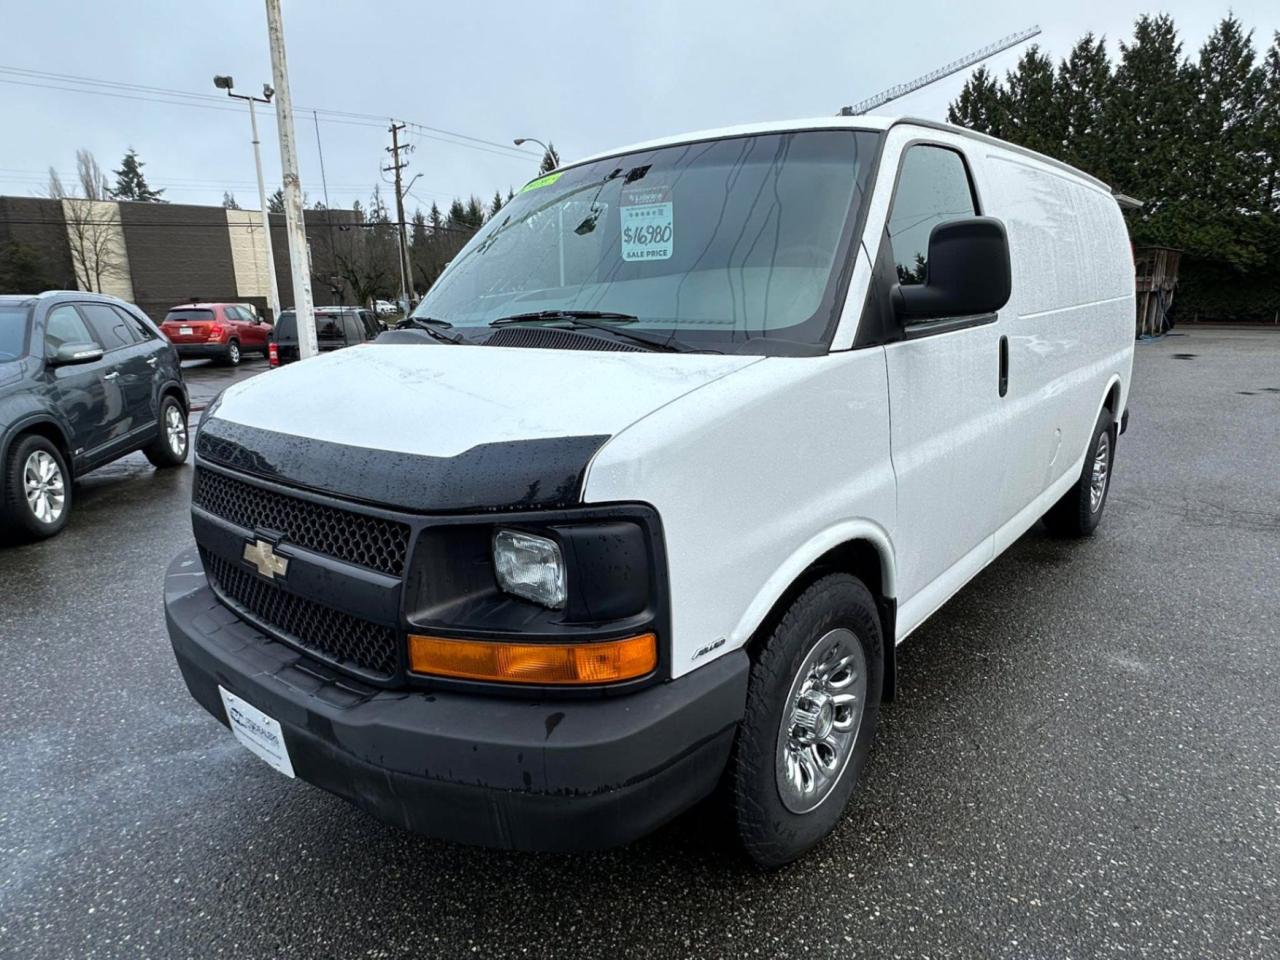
[0,63,537,160]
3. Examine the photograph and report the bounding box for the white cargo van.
[165,116,1133,866]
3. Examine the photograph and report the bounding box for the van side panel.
[972,151,1135,539]
[583,351,896,679]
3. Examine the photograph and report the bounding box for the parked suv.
[161,302,270,366]
[268,306,380,366]
[1,291,189,541]
[165,117,1134,865]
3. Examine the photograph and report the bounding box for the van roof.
[569,115,1111,193]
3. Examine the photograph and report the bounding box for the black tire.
[1043,407,1116,538]
[1,434,72,542]
[143,396,189,468]
[224,339,241,366]
[730,573,884,868]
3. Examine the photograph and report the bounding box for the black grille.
[202,549,400,678]
[193,467,410,577]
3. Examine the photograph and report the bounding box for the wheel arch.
[1101,373,1123,417]
[736,521,899,702]
[2,415,74,478]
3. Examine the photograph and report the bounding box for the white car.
[374,299,397,317]
[165,115,1133,865]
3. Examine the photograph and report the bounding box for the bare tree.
[45,151,125,293]
[76,149,110,200]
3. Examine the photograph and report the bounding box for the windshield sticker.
[620,185,673,261]
[521,171,562,193]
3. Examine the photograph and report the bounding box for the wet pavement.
[1,328,1277,959]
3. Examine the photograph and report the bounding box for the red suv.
[160,302,271,366]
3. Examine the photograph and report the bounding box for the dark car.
[268,306,380,367]
[0,291,189,541]
[160,302,271,366]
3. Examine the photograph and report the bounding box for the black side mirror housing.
[49,342,104,366]
[893,216,1012,323]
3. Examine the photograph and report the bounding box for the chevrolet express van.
[164,116,1133,866]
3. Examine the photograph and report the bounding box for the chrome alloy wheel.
[775,627,867,814]
[23,450,65,524]
[1090,431,1110,512]
[166,404,188,457]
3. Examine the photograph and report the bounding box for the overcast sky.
[1,0,1276,215]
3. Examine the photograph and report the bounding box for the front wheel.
[729,573,883,867]
[1,434,72,541]
[1043,407,1115,537]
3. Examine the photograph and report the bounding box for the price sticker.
[620,185,673,261]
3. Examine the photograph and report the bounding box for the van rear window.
[165,309,214,323]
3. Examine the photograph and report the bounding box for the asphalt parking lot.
[1,329,1277,959]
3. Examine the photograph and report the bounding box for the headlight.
[493,529,566,609]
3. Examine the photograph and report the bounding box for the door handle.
[102,371,120,381]
[998,335,1009,398]
[146,356,158,366]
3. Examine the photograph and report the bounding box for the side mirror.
[49,342,104,366]
[893,216,1012,323]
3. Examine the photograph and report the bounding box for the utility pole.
[214,75,282,322]
[384,122,413,312]
[263,0,317,359]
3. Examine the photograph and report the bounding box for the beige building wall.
[226,209,274,300]
[60,199,134,301]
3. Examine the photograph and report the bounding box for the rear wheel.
[1043,407,1115,537]
[1,434,72,541]
[729,573,883,867]
[225,339,241,366]
[143,396,189,468]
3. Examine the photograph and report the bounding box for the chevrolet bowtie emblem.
[243,538,289,580]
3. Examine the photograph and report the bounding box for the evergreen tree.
[1001,47,1063,156]
[1104,15,1198,243]
[1261,32,1280,215]
[111,148,166,202]
[446,198,467,227]
[268,188,285,214]
[507,187,516,203]
[410,209,428,249]
[428,202,443,231]
[539,143,560,174]
[490,189,505,217]
[222,191,241,209]
[1055,33,1114,181]
[463,195,485,228]
[947,66,1006,136]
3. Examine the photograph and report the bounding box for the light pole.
[214,75,282,322]
[514,137,553,172]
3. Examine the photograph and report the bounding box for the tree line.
[948,14,1280,322]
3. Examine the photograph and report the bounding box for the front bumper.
[164,547,748,852]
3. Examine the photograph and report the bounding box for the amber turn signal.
[407,633,657,685]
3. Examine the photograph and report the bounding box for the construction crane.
[839,25,1041,116]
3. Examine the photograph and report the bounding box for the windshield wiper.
[397,315,464,344]
[490,310,638,326]
[489,310,711,353]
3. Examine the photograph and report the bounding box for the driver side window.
[887,145,977,286]
[44,305,97,353]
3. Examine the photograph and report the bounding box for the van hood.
[198,343,760,512]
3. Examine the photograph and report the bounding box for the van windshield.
[413,130,881,352]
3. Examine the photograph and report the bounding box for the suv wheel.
[729,573,884,867]
[144,396,189,468]
[225,339,241,366]
[2,434,72,541]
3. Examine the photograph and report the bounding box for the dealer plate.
[218,685,295,778]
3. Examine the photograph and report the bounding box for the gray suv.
[0,291,189,542]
